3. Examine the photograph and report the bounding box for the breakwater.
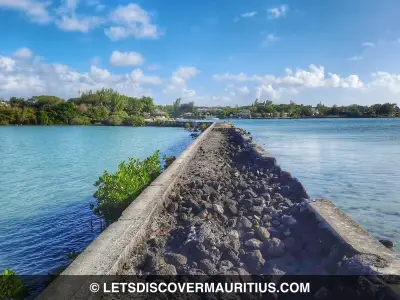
[38,123,400,299]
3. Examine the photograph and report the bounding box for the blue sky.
[0,0,400,106]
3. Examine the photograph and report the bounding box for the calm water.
[0,126,193,275]
[232,118,400,250]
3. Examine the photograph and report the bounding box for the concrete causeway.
[38,122,400,299]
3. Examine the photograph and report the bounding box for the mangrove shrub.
[91,151,162,222]
[0,269,27,299]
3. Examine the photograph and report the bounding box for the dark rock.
[148,236,168,249]
[143,251,160,271]
[168,202,178,214]
[164,252,187,266]
[212,204,224,215]
[254,226,271,242]
[238,216,253,230]
[264,206,276,214]
[184,199,202,214]
[156,264,177,275]
[236,268,250,276]
[264,238,285,256]
[272,219,281,226]
[281,214,297,226]
[219,260,234,272]
[203,184,216,195]
[244,189,258,198]
[227,218,237,227]
[253,197,265,206]
[241,231,255,241]
[194,179,203,188]
[244,250,265,272]
[379,239,395,249]
[267,227,281,238]
[218,214,228,223]
[244,238,263,250]
[227,205,238,215]
[199,259,218,275]
[227,229,240,240]
[251,205,264,215]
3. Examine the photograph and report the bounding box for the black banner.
[1,275,399,300]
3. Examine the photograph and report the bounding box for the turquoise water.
[232,118,400,251]
[0,126,193,275]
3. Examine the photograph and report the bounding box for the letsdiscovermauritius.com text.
[91,282,310,294]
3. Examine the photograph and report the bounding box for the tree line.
[1,90,399,125]
[0,89,159,126]
[215,100,400,119]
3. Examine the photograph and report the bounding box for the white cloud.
[105,3,161,40]
[110,50,145,66]
[127,68,162,85]
[88,65,112,82]
[172,66,200,82]
[256,84,280,99]
[13,47,33,59]
[348,55,363,61]
[0,50,160,99]
[55,15,103,32]
[268,5,289,19]
[369,71,400,93]
[213,65,364,90]
[0,0,52,24]
[362,42,375,47]
[0,56,16,72]
[162,66,200,97]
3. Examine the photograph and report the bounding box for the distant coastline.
[1,89,399,126]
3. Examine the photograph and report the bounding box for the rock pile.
[123,128,376,277]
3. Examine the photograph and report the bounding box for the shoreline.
[1,116,400,127]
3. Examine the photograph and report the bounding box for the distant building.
[311,107,319,115]
[0,100,9,107]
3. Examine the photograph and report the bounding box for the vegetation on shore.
[1,89,399,125]
[91,151,162,223]
[204,100,400,119]
[0,269,27,299]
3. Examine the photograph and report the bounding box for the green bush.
[91,151,162,223]
[106,114,122,126]
[71,116,91,125]
[200,123,208,131]
[184,122,190,130]
[0,269,28,299]
[124,116,145,126]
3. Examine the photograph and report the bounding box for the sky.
[0,0,400,106]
